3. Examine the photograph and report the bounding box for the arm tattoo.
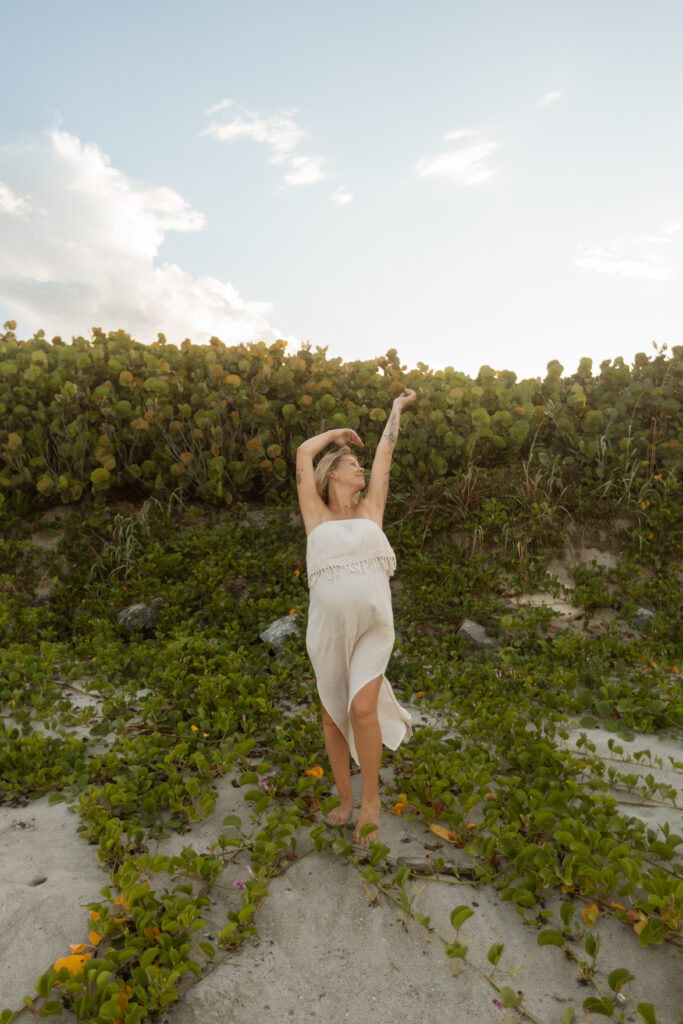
[296,470,302,485]
[385,409,398,446]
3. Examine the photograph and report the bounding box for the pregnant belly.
[308,567,393,625]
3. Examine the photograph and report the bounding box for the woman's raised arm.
[365,389,416,514]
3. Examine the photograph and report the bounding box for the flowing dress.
[305,518,412,764]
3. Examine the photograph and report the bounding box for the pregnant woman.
[296,388,416,844]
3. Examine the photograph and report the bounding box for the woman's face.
[331,455,366,490]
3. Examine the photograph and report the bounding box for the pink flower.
[234,879,246,890]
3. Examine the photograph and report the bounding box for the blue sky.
[1,0,681,379]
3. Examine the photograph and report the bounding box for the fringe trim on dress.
[307,550,396,587]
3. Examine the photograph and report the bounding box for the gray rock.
[260,614,300,652]
[630,606,656,631]
[457,618,499,651]
[116,597,165,632]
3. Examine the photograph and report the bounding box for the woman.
[296,388,416,845]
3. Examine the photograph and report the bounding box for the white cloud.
[0,130,286,345]
[282,154,326,186]
[204,100,328,187]
[539,91,562,107]
[204,106,304,163]
[575,230,679,281]
[0,181,29,215]
[416,129,499,186]
[331,186,354,206]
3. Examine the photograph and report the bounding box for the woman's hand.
[331,428,364,448]
[392,388,416,411]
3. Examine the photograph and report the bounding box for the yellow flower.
[54,953,92,975]
[392,793,411,815]
[305,765,324,779]
[415,690,425,699]
[582,903,600,927]
[89,931,103,946]
[69,943,87,953]
[190,725,199,732]
[89,910,100,922]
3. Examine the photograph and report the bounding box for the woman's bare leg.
[349,675,383,845]
[321,706,354,825]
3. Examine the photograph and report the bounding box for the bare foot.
[353,802,380,846]
[325,798,354,827]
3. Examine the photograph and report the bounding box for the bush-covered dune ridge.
[1,322,680,512]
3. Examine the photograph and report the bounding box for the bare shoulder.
[355,496,383,529]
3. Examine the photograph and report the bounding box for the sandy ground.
[1,709,681,1023]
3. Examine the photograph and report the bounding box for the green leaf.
[582,996,614,1016]
[487,941,504,966]
[537,929,565,947]
[563,1009,576,1024]
[637,918,669,946]
[139,947,158,968]
[450,905,475,931]
[499,987,524,1008]
[237,905,254,924]
[560,901,575,927]
[36,970,56,999]
[607,968,634,993]
[222,815,241,829]
[635,1003,657,1024]
[579,716,599,729]
[38,1002,64,1017]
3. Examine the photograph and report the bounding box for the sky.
[0,0,681,380]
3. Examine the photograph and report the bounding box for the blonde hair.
[314,447,360,505]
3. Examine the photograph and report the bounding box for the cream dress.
[305,518,412,764]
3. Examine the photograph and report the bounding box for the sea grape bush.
[0,323,680,514]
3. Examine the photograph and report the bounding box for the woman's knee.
[350,676,382,727]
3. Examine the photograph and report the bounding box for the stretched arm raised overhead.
[364,388,416,518]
